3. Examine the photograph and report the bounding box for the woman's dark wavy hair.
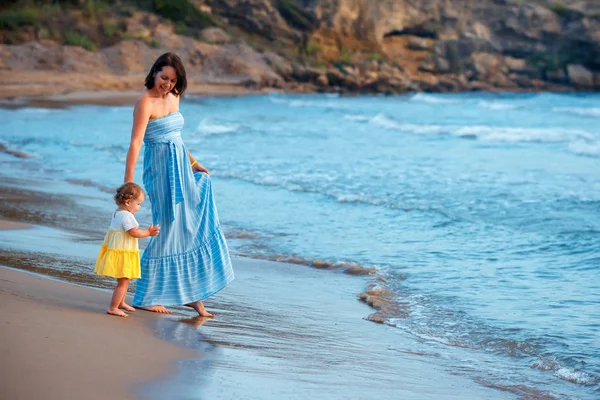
[144,52,187,96]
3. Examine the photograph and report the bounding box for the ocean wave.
[216,171,456,221]
[196,118,240,136]
[17,107,59,113]
[346,113,594,143]
[268,96,349,109]
[567,140,600,158]
[343,115,371,122]
[387,299,600,390]
[410,93,461,104]
[368,279,600,391]
[478,100,519,110]
[454,126,589,143]
[532,357,597,385]
[555,368,597,385]
[553,107,600,118]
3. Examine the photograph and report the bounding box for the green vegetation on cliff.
[0,0,218,49]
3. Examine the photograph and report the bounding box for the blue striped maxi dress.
[132,111,234,307]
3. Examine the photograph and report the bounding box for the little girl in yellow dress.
[95,182,160,317]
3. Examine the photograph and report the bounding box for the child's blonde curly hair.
[114,182,144,206]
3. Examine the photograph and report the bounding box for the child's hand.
[148,224,160,236]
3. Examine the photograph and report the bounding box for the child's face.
[125,193,144,214]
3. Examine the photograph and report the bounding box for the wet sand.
[0,219,30,230]
[0,266,192,400]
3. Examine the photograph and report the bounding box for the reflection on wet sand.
[140,316,218,400]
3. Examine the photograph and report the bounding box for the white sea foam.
[371,114,404,130]
[410,93,461,104]
[553,107,600,118]
[343,115,372,122]
[196,118,240,136]
[454,126,585,143]
[356,113,594,144]
[532,357,597,385]
[555,368,596,385]
[567,140,600,157]
[478,101,519,110]
[269,97,348,109]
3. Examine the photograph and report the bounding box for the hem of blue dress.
[132,233,234,307]
[132,279,234,308]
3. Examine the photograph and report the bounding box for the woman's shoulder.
[170,92,181,106]
[135,91,154,108]
[133,91,155,119]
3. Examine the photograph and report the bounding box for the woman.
[124,52,234,317]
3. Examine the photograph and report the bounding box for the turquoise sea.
[2,92,599,399]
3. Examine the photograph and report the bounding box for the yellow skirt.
[94,229,141,279]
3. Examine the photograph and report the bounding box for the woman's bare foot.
[107,309,128,317]
[185,301,215,318]
[119,303,135,312]
[140,305,172,314]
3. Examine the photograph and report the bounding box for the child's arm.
[127,224,160,238]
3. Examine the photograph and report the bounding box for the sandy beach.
[0,71,279,109]
[0,266,192,400]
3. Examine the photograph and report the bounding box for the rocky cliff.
[0,0,598,96]
[306,0,600,90]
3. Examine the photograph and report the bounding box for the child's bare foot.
[185,301,215,318]
[107,309,128,317]
[119,303,135,312]
[139,305,172,314]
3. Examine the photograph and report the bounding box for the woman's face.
[153,66,177,95]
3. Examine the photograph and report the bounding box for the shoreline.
[0,74,586,110]
[0,83,281,109]
[0,213,516,400]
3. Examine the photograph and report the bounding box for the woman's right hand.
[192,162,210,175]
[148,224,160,236]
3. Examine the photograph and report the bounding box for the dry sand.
[0,266,192,400]
[0,71,279,108]
[0,219,30,230]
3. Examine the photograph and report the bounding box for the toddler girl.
[94,182,160,317]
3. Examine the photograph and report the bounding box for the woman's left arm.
[188,151,210,174]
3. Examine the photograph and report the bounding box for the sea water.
[1,92,599,399]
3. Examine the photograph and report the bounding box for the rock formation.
[0,0,598,96]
